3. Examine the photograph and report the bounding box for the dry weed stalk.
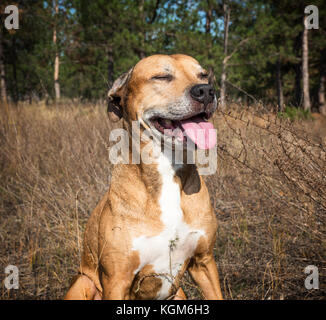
[0,101,325,299]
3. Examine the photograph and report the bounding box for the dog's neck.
[120,119,201,195]
[132,138,201,196]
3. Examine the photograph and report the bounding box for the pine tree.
[302,15,311,111]
[0,24,7,104]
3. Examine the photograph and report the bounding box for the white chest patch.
[132,153,205,300]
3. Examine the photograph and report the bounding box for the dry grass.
[0,101,325,300]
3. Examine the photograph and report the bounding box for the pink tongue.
[179,116,216,149]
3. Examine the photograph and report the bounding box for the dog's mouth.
[149,112,216,150]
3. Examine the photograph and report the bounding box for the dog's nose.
[190,84,215,105]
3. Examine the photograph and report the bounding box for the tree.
[318,68,326,115]
[220,0,230,111]
[310,1,326,114]
[0,25,7,104]
[276,55,284,112]
[302,15,311,111]
[0,0,325,110]
[53,0,60,101]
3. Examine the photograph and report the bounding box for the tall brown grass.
[0,101,325,299]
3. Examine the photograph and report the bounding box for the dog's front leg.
[188,252,223,300]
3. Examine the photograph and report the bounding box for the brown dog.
[65,54,223,300]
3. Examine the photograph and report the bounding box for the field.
[0,102,325,300]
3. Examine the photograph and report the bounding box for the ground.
[0,102,325,300]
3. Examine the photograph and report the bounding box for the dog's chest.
[132,155,205,299]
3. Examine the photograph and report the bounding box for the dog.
[65,54,223,300]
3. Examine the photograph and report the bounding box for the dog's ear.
[107,68,133,122]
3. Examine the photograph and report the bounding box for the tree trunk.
[205,0,212,35]
[294,63,301,107]
[293,32,302,107]
[0,28,8,104]
[318,72,326,116]
[107,44,114,88]
[205,0,213,60]
[276,56,284,112]
[53,0,60,101]
[11,37,18,103]
[220,0,230,111]
[302,19,311,111]
[138,0,146,59]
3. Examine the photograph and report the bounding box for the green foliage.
[278,106,313,121]
[0,0,325,107]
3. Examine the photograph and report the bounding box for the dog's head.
[108,54,217,150]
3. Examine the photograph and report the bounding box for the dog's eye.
[199,73,209,79]
[151,74,173,81]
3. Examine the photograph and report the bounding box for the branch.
[224,79,258,103]
[223,37,251,65]
[149,0,160,24]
